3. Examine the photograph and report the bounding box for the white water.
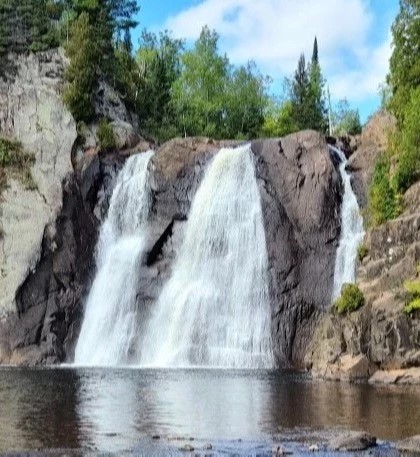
[331,146,365,300]
[140,144,274,368]
[74,151,154,366]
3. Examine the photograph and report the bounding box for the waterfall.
[140,144,274,368]
[74,151,154,366]
[330,146,365,300]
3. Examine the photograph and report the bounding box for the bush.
[334,283,365,314]
[393,88,420,193]
[0,137,36,193]
[403,279,420,315]
[405,298,420,315]
[97,120,116,152]
[368,155,399,226]
[357,244,369,262]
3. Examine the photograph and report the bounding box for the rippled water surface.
[1,368,420,454]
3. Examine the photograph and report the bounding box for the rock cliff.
[305,113,420,383]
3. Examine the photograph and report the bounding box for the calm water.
[0,368,419,455]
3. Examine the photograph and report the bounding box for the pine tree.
[290,53,310,128]
[307,37,327,132]
[63,12,99,121]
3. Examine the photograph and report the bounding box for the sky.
[132,0,400,122]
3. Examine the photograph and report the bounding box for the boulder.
[109,120,141,150]
[396,435,420,453]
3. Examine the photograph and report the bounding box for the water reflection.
[1,368,420,452]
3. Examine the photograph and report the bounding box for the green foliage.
[357,244,369,262]
[97,119,116,151]
[392,87,420,193]
[403,279,420,315]
[388,0,420,124]
[262,100,299,137]
[0,0,58,55]
[135,30,184,139]
[289,37,328,132]
[334,283,365,315]
[63,12,99,122]
[368,155,399,226]
[332,99,362,136]
[0,137,36,192]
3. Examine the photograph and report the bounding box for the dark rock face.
[252,133,341,364]
[0,133,342,367]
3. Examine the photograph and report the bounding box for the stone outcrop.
[306,211,420,381]
[0,49,77,317]
[346,110,396,207]
[135,132,341,367]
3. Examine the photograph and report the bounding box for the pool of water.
[0,368,419,454]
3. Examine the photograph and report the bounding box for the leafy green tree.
[63,12,99,122]
[172,26,229,137]
[393,86,420,192]
[135,30,184,140]
[224,61,269,139]
[388,0,420,123]
[332,99,362,135]
[262,100,298,137]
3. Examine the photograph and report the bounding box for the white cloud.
[162,0,392,106]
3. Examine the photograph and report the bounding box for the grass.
[403,278,420,315]
[334,283,365,315]
[0,137,36,193]
[357,244,369,262]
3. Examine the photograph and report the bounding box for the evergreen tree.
[290,38,327,132]
[63,12,99,122]
[290,53,310,128]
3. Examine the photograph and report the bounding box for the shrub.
[97,120,116,152]
[393,87,420,193]
[334,283,365,315]
[403,279,420,315]
[368,155,399,226]
[0,137,36,193]
[357,244,369,262]
[405,298,420,315]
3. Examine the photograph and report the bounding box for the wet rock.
[272,445,293,455]
[178,443,194,452]
[308,444,319,452]
[369,368,420,385]
[328,431,376,451]
[395,435,420,453]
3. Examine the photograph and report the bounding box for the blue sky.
[133,0,399,122]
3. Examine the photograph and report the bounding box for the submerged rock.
[395,435,420,453]
[328,431,376,451]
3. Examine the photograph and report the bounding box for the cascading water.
[330,146,365,299]
[74,151,154,366]
[140,144,274,368]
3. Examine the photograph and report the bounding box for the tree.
[307,36,327,131]
[388,0,420,123]
[262,99,299,138]
[135,30,184,139]
[289,38,327,132]
[172,26,229,137]
[332,99,362,136]
[63,12,99,122]
[224,61,269,139]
